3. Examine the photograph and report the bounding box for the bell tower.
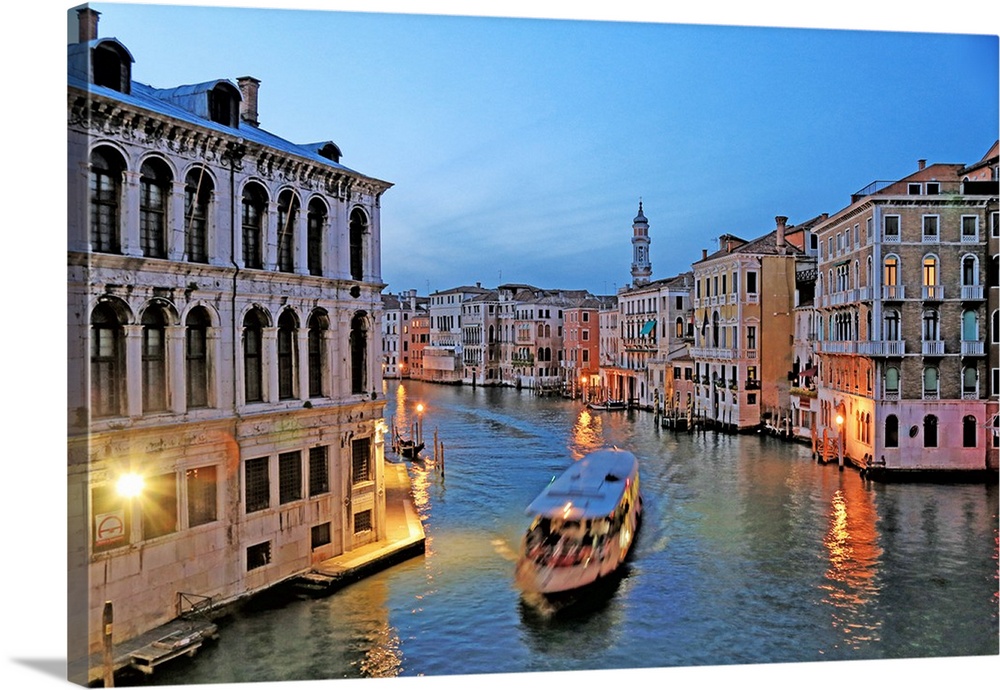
[630,200,652,285]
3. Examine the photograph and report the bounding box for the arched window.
[922,255,939,287]
[963,415,978,448]
[90,147,125,253]
[885,365,900,397]
[990,255,999,288]
[350,312,368,394]
[923,415,938,448]
[185,167,213,264]
[885,414,899,448]
[350,208,368,281]
[277,310,298,400]
[675,317,684,338]
[277,190,299,273]
[962,255,978,287]
[962,310,979,342]
[922,309,940,342]
[963,366,978,397]
[307,198,326,276]
[308,310,329,398]
[242,183,267,269]
[186,307,210,408]
[141,305,168,412]
[243,309,267,403]
[883,255,899,286]
[139,158,171,259]
[923,366,939,398]
[884,309,901,341]
[91,302,126,417]
[711,312,720,348]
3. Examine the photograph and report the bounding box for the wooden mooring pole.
[102,600,114,687]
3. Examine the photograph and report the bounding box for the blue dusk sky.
[79,2,998,297]
[66,0,998,294]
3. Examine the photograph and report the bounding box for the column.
[121,170,141,257]
[264,200,279,271]
[124,324,143,418]
[169,179,186,262]
[263,326,278,404]
[295,201,309,276]
[297,328,310,402]
[167,325,186,414]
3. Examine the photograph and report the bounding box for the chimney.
[78,7,100,43]
[237,76,261,127]
[918,159,927,171]
[775,216,788,249]
[701,248,708,261]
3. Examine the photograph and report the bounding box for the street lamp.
[835,412,845,471]
[103,472,144,686]
[415,403,425,444]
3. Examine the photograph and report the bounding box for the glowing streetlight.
[835,412,845,470]
[116,472,144,498]
[415,403,425,444]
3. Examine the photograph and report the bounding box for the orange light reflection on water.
[570,408,604,458]
[820,485,883,651]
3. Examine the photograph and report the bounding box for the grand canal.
[142,380,998,686]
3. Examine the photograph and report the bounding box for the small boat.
[587,399,626,411]
[393,435,425,460]
[515,448,642,596]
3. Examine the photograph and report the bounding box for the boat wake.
[490,538,519,562]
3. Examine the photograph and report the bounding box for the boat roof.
[525,449,638,520]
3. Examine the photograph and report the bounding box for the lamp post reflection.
[416,403,425,445]
[835,412,845,471]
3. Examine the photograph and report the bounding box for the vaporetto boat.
[515,448,642,596]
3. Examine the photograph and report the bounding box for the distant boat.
[587,399,626,411]
[515,448,642,596]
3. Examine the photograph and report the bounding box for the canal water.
[140,380,998,686]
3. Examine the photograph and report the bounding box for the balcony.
[857,340,906,357]
[961,285,984,301]
[745,379,761,390]
[819,341,858,354]
[921,340,944,356]
[922,285,944,301]
[882,285,905,301]
[962,340,986,357]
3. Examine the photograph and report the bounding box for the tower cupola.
[630,200,652,285]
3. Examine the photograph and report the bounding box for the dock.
[85,459,425,684]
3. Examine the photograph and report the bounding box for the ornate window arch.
[185,166,214,264]
[139,156,172,259]
[241,182,268,269]
[349,208,369,281]
[89,146,127,253]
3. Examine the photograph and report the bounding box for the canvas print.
[61,1,998,688]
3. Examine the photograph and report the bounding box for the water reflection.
[821,480,883,653]
[569,409,604,458]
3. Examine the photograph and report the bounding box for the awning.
[640,320,656,336]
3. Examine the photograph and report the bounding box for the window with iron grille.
[244,311,264,403]
[311,522,331,549]
[354,509,372,534]
[244,457,269,513]
[351,438,372,484]
[186,465,217,527]
[308,201,324,276]
[309,446,329,496]
[139,159,168,258]
[278,451,302,504]
[90,149,121,253]
[278,311,296,400]
[277,192,297,273]
[141,308,167,413]
[186,308,210,408]
[91,304,125,418]
[242,185,264,269]
[185,167,211,263]
[246,541,271,570]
